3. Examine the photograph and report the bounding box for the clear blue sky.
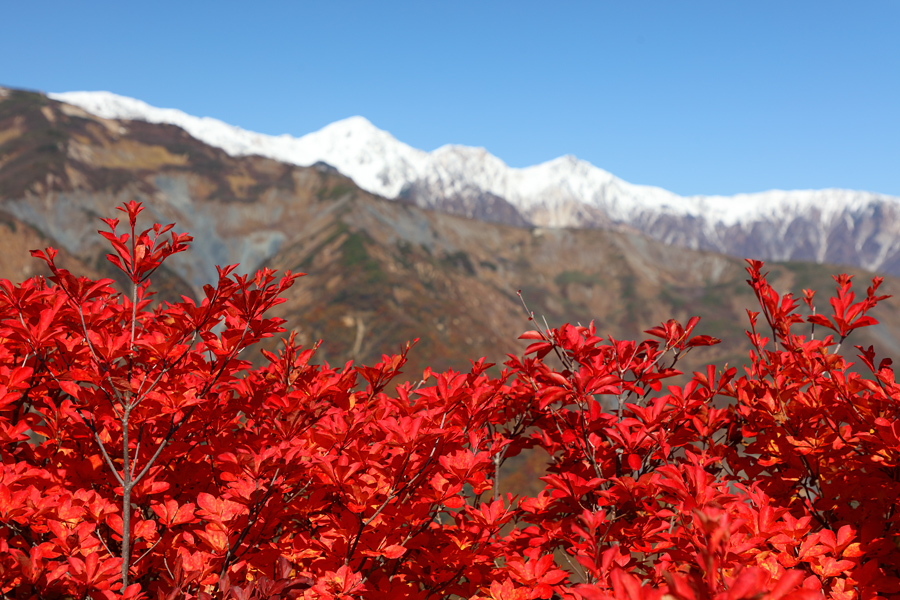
[3,1,898,196]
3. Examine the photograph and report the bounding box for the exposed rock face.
[3,87,900,377]
[397,180,531,228]
[622,192,900,275]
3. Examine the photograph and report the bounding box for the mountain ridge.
[48,90,900,277]
[50,91,898,221]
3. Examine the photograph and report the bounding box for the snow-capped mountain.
[49,91,900,275]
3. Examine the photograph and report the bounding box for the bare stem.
[120,404,133,587]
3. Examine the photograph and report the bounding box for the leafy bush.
[0,202,898,599]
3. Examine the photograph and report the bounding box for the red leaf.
[518,330,546,340]
[381,544,406,559]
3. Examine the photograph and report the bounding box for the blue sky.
[3,1,898,197]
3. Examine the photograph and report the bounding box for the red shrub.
[0,203,897,599]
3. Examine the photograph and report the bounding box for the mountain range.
[2,85,900,379]
[50,90,900,277]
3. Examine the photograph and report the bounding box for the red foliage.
[1,203,899,599]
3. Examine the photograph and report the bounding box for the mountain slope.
[49,90,900,278]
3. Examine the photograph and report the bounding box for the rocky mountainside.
[3,86,900,379]
[51,90,900,278]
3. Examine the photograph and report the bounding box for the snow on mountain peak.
[320,115,379,136]
[49,90,898,232]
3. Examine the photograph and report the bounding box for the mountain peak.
[325,115,378,132]
[311,115,408,153]
[313,116,393,144]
